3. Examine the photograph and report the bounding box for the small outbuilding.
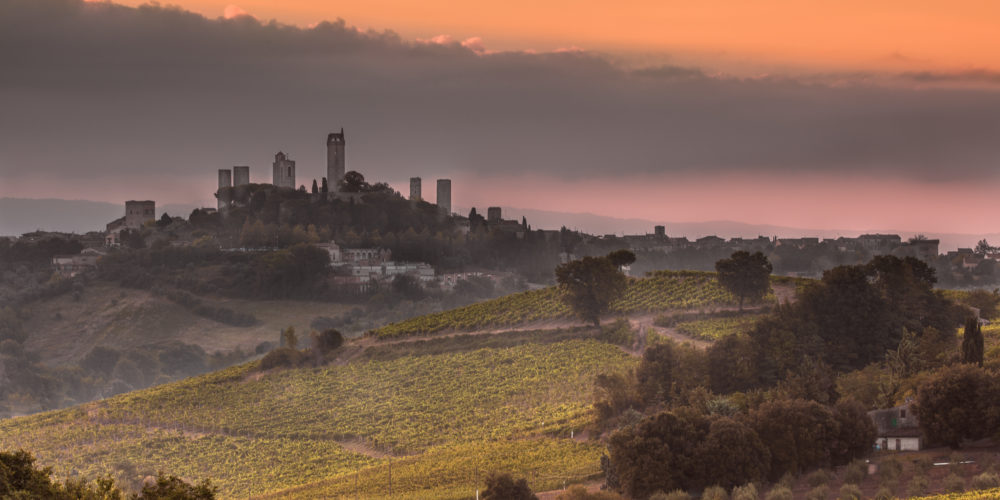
[869,401,922,451]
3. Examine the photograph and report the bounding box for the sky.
[2,0,1000,235]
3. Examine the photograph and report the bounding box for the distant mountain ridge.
[2,197,992,252]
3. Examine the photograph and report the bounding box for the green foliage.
[908,474,929,496]
[873,486,894,500]
[136,473,217,499]
[1,340,629,498]
[915,364,1000,447]
[962,317,985,366]
[806,469,831,488]
[555,485,624,500]
[731,483,759,500]
[763,486,792,500]
[715,251,773,311]
[556,253,631,326]
[259,347,305,370]
[373,271,744,338]
[482,472,537,500]
[675,315,763,341]
[843,459,867,485]
[972,472,1000,490]
[838,482,862,500]
[804,485,828,500]
[650,490,691,500]
[702,485,729,500]
[752,400,840,479]
[598,318,636,346]
[945,473,967,493]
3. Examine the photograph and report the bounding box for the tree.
[915,364,1000,448]
[829,399,877,465]
[715,251,772,311]
[321,177,329,193]
[281,326,298,350]
[314,328,344,354]
[311,179,318,194]
[135,473,217,499]
[961,317,984,367]
[481,473,537,500]
[694,417,771,489]
[607,249,637,269]
[751,399,840,479]
[555,251,633,326]
[636,343,676,405]
[975,239,996,256]
[608,410,709,498]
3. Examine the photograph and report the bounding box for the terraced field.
[372,271,754,339]
[0,338,635,499]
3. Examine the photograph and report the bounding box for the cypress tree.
[961,316,984,367]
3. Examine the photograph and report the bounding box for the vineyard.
[373,271,756,339]
[673,314,765,341]
[0,339,634,499]
[916,488,1000,499]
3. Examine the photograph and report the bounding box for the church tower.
[327,129,346,192]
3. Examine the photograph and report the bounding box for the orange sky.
[94,0,1000,72]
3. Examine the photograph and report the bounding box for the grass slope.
[373,270,754,339]
[0,337,634,499]
[21,283,350,365]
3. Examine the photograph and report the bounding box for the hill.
[0,334,634,499]
[371,270,786,339]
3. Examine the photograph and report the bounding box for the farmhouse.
[869,402,922,451]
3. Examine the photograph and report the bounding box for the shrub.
[481,473,536,500]
[649,490,689,500]
[843,459,867,485]
[913,456,933,474]
[944,473,965,493]
[838,483,862,500]
[907,475,929,497]
[972,472,1000,490]
[598,318,636,346]
[555,485,623,500]
[259,347,303,370]
[702,485,728,500]
[803,485,828,500]
[950,451,968,475]
[872,486,894,500]
[776,472,796,490]
[731,483,758,500]
[763,486,792,500]
[879,457,903,481]
[806,470,831,488]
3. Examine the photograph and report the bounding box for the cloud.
[223,4,250,20]
[2,0,1000,205]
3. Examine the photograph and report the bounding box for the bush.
[649,490,689,500]
[872,486,894,500]
[763,486,792,500]
[907,475,929,497]
[944,473,966,493]
[259,348,304,370]
[731,484,758,500]
[843,459,867,485]
[803,485,828,500]
[973,472,1000,490]
[879,457,902,481]
[838,483,862,500]
[806,470,830,488]
[598,318,636,346]
[314,329,344,354]
[481,473,536,500]
[913,456,933,474]
[555,485,623,500]
[702,485,728,500]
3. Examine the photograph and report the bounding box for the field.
[672,314,765,341]
[20,283,350,365]
[0,337,634,499]
[917,488,1000,499]
[372,271,753,339]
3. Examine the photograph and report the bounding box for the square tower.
[436,179,451,215]
[487,206,502,223]
[327,129,346,192]
[233,166,250,186]
[409,177,422,201]
[272,151,296,189]
[124,200,155,229]
[217,169,232,211]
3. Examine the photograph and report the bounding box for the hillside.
[21,283,351,366]
[0,334,634,499]
[372,270,790,339]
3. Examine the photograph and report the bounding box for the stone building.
[487,207,502,223]
[217,169,232,211]
[233,166,250,186]
[437,179,452,215]
[327,129,346,191]
[124,200,155,229]
[410,177,422,201]
[272,151,296,189]
[869,402,922,451]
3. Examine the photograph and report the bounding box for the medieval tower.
[410,177,422,201]
[233,166,250,186]
[272,152,296,188]
[217,169,232,210]
[327,129,346,192]
[437,179,452,215]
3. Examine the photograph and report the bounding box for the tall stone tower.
[124,200,155,229]
[409,177,422,201]
[217,169,232,211]
[436,179,452,215]
[233,166,250,186]
[327,129,345,192]
[272,152,296,189]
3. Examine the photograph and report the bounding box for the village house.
[869,402,922,452]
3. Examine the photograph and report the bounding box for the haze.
[3,0,1000,235]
